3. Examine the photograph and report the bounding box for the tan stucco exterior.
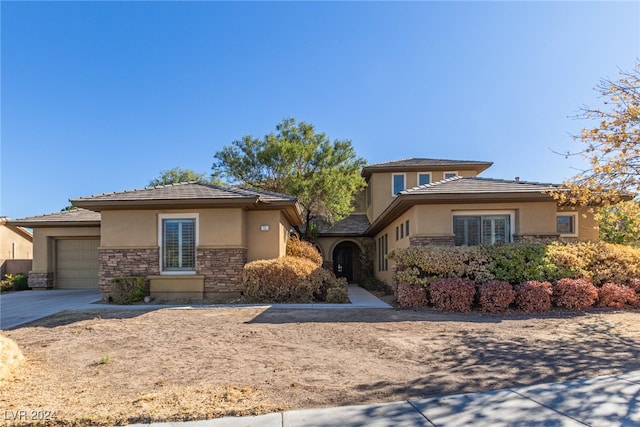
[0,219,33,260]
[366,169,480,222]
[30,226,101,273]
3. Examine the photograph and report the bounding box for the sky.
[1,1,639,220]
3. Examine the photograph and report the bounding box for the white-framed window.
[453,211,515,246]
[557,212,578,237]
[392,173,406,195]
[444,171,458,179]
[418,172,432,186]
[158,213,199,274]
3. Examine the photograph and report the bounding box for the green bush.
[110,277,145,305]
[12,274,29,291]
[0,278,13,293]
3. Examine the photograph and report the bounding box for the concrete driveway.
[0,289,101,330]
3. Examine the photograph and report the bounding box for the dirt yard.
[2,307,640,426]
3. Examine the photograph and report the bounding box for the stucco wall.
[31,226,101,272]
[372,202,600,286]
[366,169,480,222]
[0,225,32,259]
[246,210,290,261]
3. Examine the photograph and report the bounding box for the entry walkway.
[127,370,640,426]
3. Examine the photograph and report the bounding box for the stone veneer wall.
[98,248,159,298]
[197,248,247,295]
[409,235,455,246]
[28,272,53,289]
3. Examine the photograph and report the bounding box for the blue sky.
[1,1,639,219]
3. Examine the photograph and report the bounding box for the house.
[11,184,302,301]
[0,217,34,278]
[314,158,599,285]
[11,157,601,296]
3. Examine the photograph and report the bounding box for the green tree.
[212,118,367,237]
[554,62,639,205]
[598,200,640,246]
[149,167,214,186]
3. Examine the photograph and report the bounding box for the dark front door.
[333,245,353,282]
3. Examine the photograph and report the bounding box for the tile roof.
[401,176,557,195]
[9,208,101,227]
[70,182,296,203]
[317,214,371,235]
[362,158,493,178]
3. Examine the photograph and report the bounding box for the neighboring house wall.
[0,221,32,260]
[373,211,413,285]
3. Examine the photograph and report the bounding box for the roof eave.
[8,220,101,228]
[362,162,494,179]
[71,197,259,211]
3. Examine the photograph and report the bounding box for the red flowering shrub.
[430,278,476,312]
[627,278,640,294]
[598,283,640,309]
[397,283,428,308]
[553,278,598,310]
[478,280,515,314]
[515,281,552,313]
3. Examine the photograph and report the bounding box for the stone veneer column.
[28,272,53,289]
[98,248,159,300]
[409,235,455,246]
[197,248,247,296]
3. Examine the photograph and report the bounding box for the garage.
[56,239,100,289]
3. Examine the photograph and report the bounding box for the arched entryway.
[332,241,362,283]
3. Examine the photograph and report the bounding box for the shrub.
[326,287,349,304]
[0,335,24,381]
[110,277,145,305]
[628,278,640,294]
[12,274,29,291]
[515,281,553,313]
[430,278,476,312]
[286,236,323,267]
[310,267,348,302]
[597,283,640,309]
[478,280,515,314]
[0,277,13,293]
[553,278,598,310]
[243,256,320,303]
[485,243,555,284]
[397,283,428,308]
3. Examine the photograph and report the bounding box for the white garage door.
[56,239,100,289]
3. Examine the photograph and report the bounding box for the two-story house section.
[315,158,600,286]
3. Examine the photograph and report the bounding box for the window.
[453,214,512,246]
[557,213,578,236]
[405,220,410,237]
[400,223,404,239]
[396,226,399,241]
[444,171,458,179]
[159,214,198,273]
[418,173,431,186]
[392,174,405,195]
[378,234,388,271]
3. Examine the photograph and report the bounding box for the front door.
[333,245,353,282]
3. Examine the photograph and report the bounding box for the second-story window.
[418,173,431,186]
[392,174,405,195]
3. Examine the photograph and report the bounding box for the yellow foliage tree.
[553,62,639,206]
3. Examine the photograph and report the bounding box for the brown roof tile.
[9,208,101,227]
[362,158,493,178]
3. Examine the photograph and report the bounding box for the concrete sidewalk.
[127,370,640,426]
